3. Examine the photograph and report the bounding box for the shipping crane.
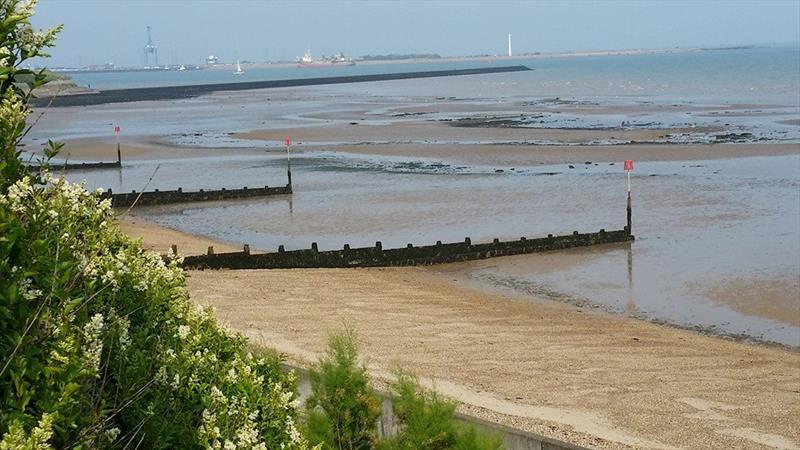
[144,26,158,67]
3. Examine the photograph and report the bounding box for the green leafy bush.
[306,329,504,450]
[1,2,311,448]
[377,372,504,450]
[304,327,382,450]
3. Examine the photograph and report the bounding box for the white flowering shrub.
[0,174,311,449]
[1,2,311,449]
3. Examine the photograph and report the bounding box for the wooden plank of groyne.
[103,184,292,208]
[26,160,122,171]
[180,229,633,270]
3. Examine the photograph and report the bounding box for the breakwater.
[103,184,291,208]
[28,160,121,171]
[181,228,632,270]
[26,147,122,171]
[34,66,531,107]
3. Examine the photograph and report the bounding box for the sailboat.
[234,59,244,75]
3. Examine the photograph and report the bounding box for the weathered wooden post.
[627,192,632,235]
[171,244,178,255]
[114,124,122,166]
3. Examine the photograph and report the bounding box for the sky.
[30,0,800,68]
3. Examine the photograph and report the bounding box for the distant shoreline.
[52,45,718,74]
[206,46,712,70]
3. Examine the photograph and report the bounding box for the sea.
[35,44,800,346]
[68,45,800,106]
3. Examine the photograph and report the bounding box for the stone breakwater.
[102,184,291,208]
[34,66,532,107]
[180,229,633,270]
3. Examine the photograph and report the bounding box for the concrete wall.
[103,184,291,208]
[182,229,632,270]
[36,66,532,107]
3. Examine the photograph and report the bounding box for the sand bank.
[23,136,261,162]
[48,133,800,168]
[232,121,799,164]
[122,217,800,450]
[313,142,800,165]
[235,120,683,145]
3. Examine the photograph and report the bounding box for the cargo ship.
[297,50,355,68]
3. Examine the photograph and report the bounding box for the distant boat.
[297,50,355,68]
[234,60,244,75]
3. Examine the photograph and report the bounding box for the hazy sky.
[31,0,800,67]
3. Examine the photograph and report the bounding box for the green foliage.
[0,0,63,189]
[377,372,504,450]
[0,2,311,449]
[305,327,382,450]
[0,175,311,449]
[306,330,504,450]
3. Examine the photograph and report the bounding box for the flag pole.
[115,125,121,165]
[285,137,292,190]
[624,160,633,237]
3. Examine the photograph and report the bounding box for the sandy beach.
[120,217,800,450]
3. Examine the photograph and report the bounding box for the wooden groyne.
[26,147,122,171]
[34,65,532,107]
[28,160,121,171]
[103,184,291,208]
[180,228,633,270]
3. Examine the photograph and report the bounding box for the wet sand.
[23,137,231,162]
[236,120,683,143]
[119,214,241,255]
[40,133,800,167]
[301,142,800,166]
[120,218,800,450]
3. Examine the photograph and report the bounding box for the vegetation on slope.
[0,2,309,448]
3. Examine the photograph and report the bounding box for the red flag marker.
[284,136,292,147]
[624,159,634,193]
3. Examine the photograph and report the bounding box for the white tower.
[508,33,512,57]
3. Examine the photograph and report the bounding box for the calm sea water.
[40,44,800,346]
[68,45,800,106]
